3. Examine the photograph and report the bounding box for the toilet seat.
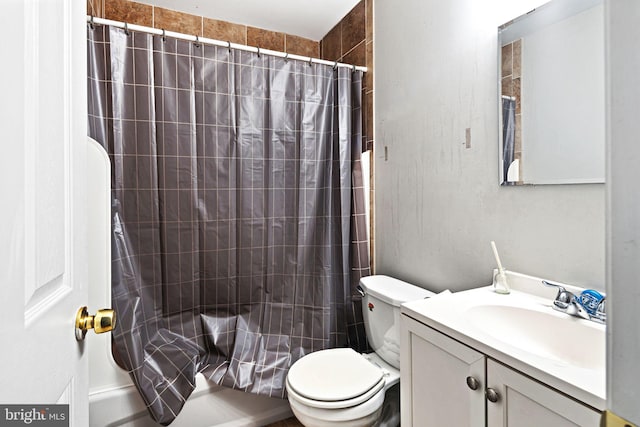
[286,348,385,409]
[288,384,386,425]
[286,376,385,410]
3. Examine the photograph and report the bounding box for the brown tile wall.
[320,0,374,268]
[87,0,319,57]
[247,27,285,52]
[320,1,372,148]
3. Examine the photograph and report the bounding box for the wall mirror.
[498,0,604,185]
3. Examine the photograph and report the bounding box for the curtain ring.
[284,53,289,62]
[333,60,339,70]
[352,64,357,73]
[257,47,261,58]
[123,22,130,36]
[89,15,95,30]
[161,29,166,42]
[308,56,313,66]
[194,34,200,48]
[227,41,232,52]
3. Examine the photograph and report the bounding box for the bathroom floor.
[265,417,303,427]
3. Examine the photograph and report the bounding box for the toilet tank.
[359,275,434,369]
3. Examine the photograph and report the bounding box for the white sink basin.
[465,304,605,370]
[401,278,606,410]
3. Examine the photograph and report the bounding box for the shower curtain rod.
[87,16,368,72]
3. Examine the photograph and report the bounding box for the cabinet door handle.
[486,388,500,403]
[466,376,480,390]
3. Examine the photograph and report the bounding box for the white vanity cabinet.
[486,359,601,426]
[400,314,602,427]
[401,315,485,426]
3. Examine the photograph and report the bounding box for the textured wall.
[87,0,318,57]
[320,1,375,261]
[320,0,373,150]
[374,0,605,292]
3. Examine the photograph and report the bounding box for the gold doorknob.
[75,306,116,341]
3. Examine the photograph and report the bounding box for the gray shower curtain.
[87,25,370,425]
[502,97,516,184]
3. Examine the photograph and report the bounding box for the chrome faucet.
[542,280,606,324]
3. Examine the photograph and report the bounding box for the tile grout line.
[342,39,366,63]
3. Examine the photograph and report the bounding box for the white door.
[606,1,640,426]
[0,0,89,425]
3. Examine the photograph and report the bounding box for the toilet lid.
[287,348,383,402]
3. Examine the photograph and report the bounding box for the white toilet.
[285,275,434,427]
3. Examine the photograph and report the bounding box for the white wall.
[374,0,605,292]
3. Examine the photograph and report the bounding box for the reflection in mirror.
[498,0,604,185]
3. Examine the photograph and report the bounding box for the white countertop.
[401,284,606,410]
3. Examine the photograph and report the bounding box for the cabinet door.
[486,359,601,427]
[401,315,485,427]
